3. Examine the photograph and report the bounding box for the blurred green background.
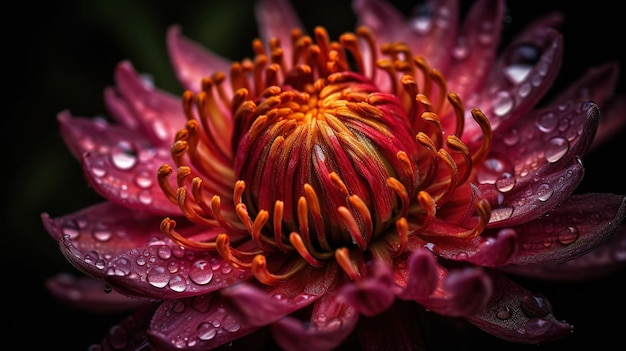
[5,0,626,349]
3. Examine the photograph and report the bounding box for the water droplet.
[410,3,434,34]
[492,91,514,116]
[189,259,214,285]
[111,141,138,170]
[502,42,541,84]
[169,274,188,292]
[147,266,170,288]
[558,226,579,245]
[222,315,241,332]
[157,246,172,260]
[495,172,516,192]
[107,325,129,350]
[168,261,180,273]
[452,38,470,60]
[91,165,107,177]
[92,227,112,242]
[544,137,569,163]
[136,256,146,266]
[520,294,550,317]
[536,111,557,133]
[62,221,81,239]
[134,170,154,188]
[197,323,217,341]
[536,183,553,202]
[490,206,513,222]
[496,305,513,320]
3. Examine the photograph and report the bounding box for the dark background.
[5,0,626,350]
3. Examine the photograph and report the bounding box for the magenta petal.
[223,263,336,326]
[92,303,158,351]
[445,0,505,99]
[433,227,518,266]
[271,282,359,351]
[395,249,439,300]
[46,273,150,314]
[552,62,619,109]
[166,25,232,93]
[149,294,257,351]
[337,260,395,316]
[419,266,492,317]
[113,61,187,146]
[501,224,626,280]
[502,193,626,265]
[467,270,572,344]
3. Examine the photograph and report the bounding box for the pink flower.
[42,0,626,350]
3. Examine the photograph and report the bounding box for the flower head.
[42,0,626,350]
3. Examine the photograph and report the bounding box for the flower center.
[157,25,493,283]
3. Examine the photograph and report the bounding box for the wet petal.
[46,273,149,313]
[167,25,232,93]
[500,224,626,280]
[501,193,626,265]
[113,61,188,146]
[445,0,504,99]
[479,101,600,226]
[590,93,626,151]
[337,260,395,316]
[149,294,256,350]
[466,270,572,344]
[272,279,359,351]
[393,248,439,300]
[551,62,619,108]
[432,227,518,266]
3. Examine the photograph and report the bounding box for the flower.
[41,0,626,350]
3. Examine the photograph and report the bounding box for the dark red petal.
[419,266,492,317]
[446,0,505,99]
[432,227,518,266]
[113,61,188,146]
[271,278,359,351]
[394,249,439,300]
[465,29,563,144]
[337,260,395,316]
[479,102,600,227]
[552,62,619,109]
[46,273,149,314]
[355,300,426,351]
[591,93,626,152]
[148,294,257,351]
[222,263,337,326]
[500,224,626,280]
[166,25,232,93]
[501,193,626,265]
[91,303,158,351]
[466,270,572,344]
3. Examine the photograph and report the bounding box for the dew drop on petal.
[410,3,434,34]
[110,140,138,170]
[222,315,241,332]
[558,226,579,245]
[495,172,516,192]
[496,305,513,320]
[492,91,514,116]
[147,266,170,288]
[502,42,541,84]
[544,137,569,163]
[92,227,112,242]
[536,111,557,133]
[168,274,188,293]
[107,325,129,350]
[157,245,172,260]
[62,221,81,239]
[536,183,553,202]
[197,323,217,341]
[136,256,146,266]
[189,259,214,285]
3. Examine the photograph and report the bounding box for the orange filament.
[335,248,361,281]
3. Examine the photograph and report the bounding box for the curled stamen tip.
[158,164,173,176]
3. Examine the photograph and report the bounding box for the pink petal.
[419,266,492,317]
[222,263,337,326]
[57,111,181,215]
[394,249,439,300]
[466,270,572,344]
[149,294,257,351]
[271,278,359,351]
[166,25,232,93]
[113,61,188,146]
[46,273,150,313]
[501,193,626,265]
[337,260,395,316]
[465,28,563,144]
[255,0,303,70]
[445,0,505,99]
[479,101,600,227]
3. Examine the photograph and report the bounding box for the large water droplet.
[62,221,81,239]
[536,111,557,133]
[495,172,516,192]
[147,266,170,288]
[558,226,579,245]
[157,246,172,260]
[169,274,188,292]
[189,259,214,285]
[197,323,217,341]
[111,141,138,170]
[222,315,241,332]
[536,183,553,201]
[502,42,541,84]
[544,137,569,163]
[492,91,514,116]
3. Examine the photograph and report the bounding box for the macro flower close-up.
[10,0,626,349]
